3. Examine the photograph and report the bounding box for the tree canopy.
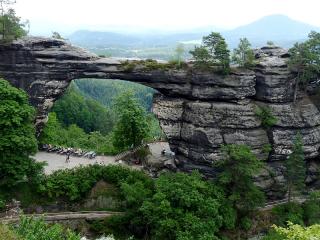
[232,38,255,68]
[112,91,149,151]
[0,0,27,42]
[139,171,230,240]
[190,32,230,74]
[288,31,320,101]
[216,144,265,227]
[0,79,43,187]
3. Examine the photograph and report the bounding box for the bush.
[14,216,81,240]
[255,105,277,128]
[263,222,320,240]
[240,216,252,231]
[272,202,304,226]
[0,224,18,240]
[138,172,230,240]
[0,79,44,187]
[39,165,152,202]
[303,191,320,225]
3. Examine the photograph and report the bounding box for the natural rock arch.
[1,37,320,198]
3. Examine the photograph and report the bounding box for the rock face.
[1,37,319,199]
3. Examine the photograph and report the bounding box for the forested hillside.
[40,79,163,154]
[74,79,155,111]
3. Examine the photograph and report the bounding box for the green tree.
[39,112,63,145]
[303,191,320,225]
[232,38,255,68]
[139,172,230,240]
[288,31,320,102]
[288,42,313,102]
[190,32,230,73]
[0,1,26,41]
[216,145,265,227]
[112,91,149,152]
[0,79,43,187]
[189,46,212,69]
[285,133,305,203]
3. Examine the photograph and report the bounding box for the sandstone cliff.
[0,37,319,199]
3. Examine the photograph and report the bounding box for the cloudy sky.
[15,0,320,35]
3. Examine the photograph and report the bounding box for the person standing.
[66,150,71,163]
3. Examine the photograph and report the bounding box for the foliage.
[263,222,320,240]
[216,144,265,226]
[74,79,155,111]
[303,191,320,225]
[190,32,230,74]
[189,46,212,69]
[120,59,188,73]
[39,164,151,202]
[232,38,255,68]
[285,133,305,203]
[0,0,27,42]
[139,172,229,240]
[0,79,44,187]
[272,202,304,226]
[44,166,236,240]
[13,216,81,240]
[255,105,278,128]
[41,80,164,154]
[288,31,320,101]
[112,91,149,152]
[0,224,19,240]
[40,113,116,154]
[52,83,115,135]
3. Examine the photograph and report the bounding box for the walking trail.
[34,142,170,174]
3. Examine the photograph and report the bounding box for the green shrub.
[120,61,136,73]
[272,202,304,226]
[255,106,277,128]
[39,165,152,202]
[263,222,320,240]
[0,224,19,240]
[14,216,81,240]
[303,191,320,225]
[138,171,230,240]
[240,216,252,231]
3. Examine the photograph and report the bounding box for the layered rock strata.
[0,37,319,198]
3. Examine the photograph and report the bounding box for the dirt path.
[34,142,170,174]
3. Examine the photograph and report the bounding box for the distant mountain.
[69,30,209,48]
[68,15,320,59]
[223,14,320,48]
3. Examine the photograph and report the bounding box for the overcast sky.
[15,0,320,35]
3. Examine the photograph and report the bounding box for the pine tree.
[232,38,255,68]
[190,32,230,73]
[285,133,306,203]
